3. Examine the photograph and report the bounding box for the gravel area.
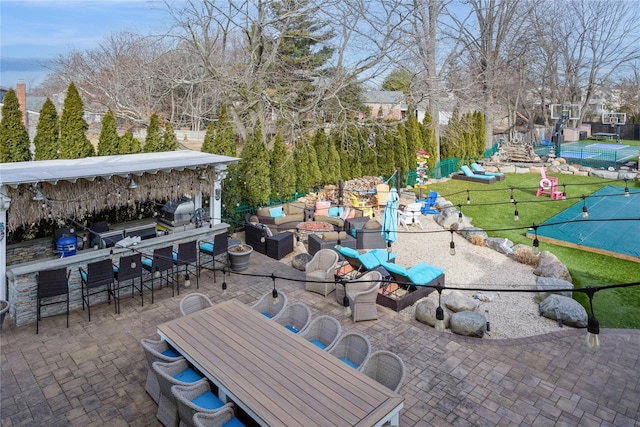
[277,209,564,339]
[390,214,561,339]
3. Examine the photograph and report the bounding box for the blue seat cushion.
[161,348,180,358]
[173,367,202,383]
[80,271,87,282]
[340,357,359,369]
[380,261,408,277]
[261,312,273,318]
[112,265,119,273]
[406,262,445,285]
[358,251,381,270]
[199,242,214,253]
[141,258,152,268]
[285,325,299,333]
[192,390,225,410]
[310,339,326,350]
[222,417,245,427]
[337,246,359,258]
[172,252,178,261]
[371,249,396,263]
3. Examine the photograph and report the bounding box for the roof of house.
[363,90,406,105]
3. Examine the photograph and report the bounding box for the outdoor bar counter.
[5,222,229,327]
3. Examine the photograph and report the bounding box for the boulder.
[533,251,572,282]
[459,227,488,242]
[444,290,478,312]
[485,237,514,255]
[450,311,486,337]
[434,205,472,229]
[534,277,574,302]
[618,170,637,180]
[538,294,587,328]
[292,253,313,271]
[589,169,619,179]
[415,298,451,328]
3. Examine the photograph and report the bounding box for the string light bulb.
[466,190,471,205]
[449,230,456,256]
[562,184,567,200]
[435,286,445,332]
[624,180,629,198]
[513,201,519,221]
[532,224,540,255]
[221,269,227,296]
[457,204,463,223]
[271,274,279,305]
[342,280,352,317]
[184,273,191,288]
[585,288,600,350]
[509,188,514,203]
[582,196,589,218]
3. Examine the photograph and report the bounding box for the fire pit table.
[296,221,334,245]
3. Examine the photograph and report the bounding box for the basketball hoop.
[610,116,618,128]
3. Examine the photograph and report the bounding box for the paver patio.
[1,251,639,426]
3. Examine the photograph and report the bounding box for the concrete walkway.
[1,251,639,426]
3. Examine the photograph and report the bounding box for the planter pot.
[228,244,253,272]
[0,300,9,332]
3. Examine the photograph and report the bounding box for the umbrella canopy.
[382,187,399,246]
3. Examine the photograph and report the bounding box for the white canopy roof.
[0,150,240,187]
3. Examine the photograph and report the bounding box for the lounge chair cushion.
[380,261,407,277]
[359,251,382,270]
[461,165,494,180]
[338,246,360,258]
[407,262,445,284]
[370,249,396,263]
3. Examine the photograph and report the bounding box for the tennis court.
[558,141,638,168]
[533,185,640,262]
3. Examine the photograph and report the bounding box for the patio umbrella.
[381,188,399,260]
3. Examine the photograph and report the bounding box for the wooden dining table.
[157,299,404,426]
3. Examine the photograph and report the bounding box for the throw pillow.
[328,206,343,217]
[249,215,259,223]
[315,201,330,216]
[269,207,285,218]
[340,207,351,220]
[363,219,381,229]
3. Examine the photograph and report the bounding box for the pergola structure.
[0,150,240,301]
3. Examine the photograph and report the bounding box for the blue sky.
[0,0,170,90]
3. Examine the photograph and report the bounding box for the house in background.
[362,90,452,125]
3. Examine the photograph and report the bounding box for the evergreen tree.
[332,132,350,181]
[33,98,60,160]
[474,111,487,155]
[0,88,31,162]
[325,132,341,185]
[294,143,312,194]
[404,113,423,175]
[270,133,295,201]
[59,82,94,159]
[212,106,237,157]
[162,122,178,151]
[374,127,396,179]
[143,114,162,152]
[344,126,362,180]
[312,129,330,184]
[241,121,271,206]
[201,122,216,154]
[421,110,438,171]
[360,128,378,177]
[306,139,322,187]
[119,130,141,154]
[394,122,410,185]
[97,110,119,156]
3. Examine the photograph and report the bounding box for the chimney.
[17,81,27,127]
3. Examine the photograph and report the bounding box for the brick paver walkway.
[1,251,639,426]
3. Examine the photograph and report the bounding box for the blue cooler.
[56,236,77,257]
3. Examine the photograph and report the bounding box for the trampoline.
[531,185,640,262]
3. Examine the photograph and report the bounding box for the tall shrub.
[97,110,119,155]
[270,133,295,201]
[0,88,31,162]
[143,114,162,152]
[59,82,94,159]
[33,98,60,160]
[241,121,271,206]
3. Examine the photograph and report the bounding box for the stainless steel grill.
[158,197,195,227]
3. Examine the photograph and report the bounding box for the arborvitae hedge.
[59,82,94,159]
[33,98,60,160]
[0,88,32,162]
